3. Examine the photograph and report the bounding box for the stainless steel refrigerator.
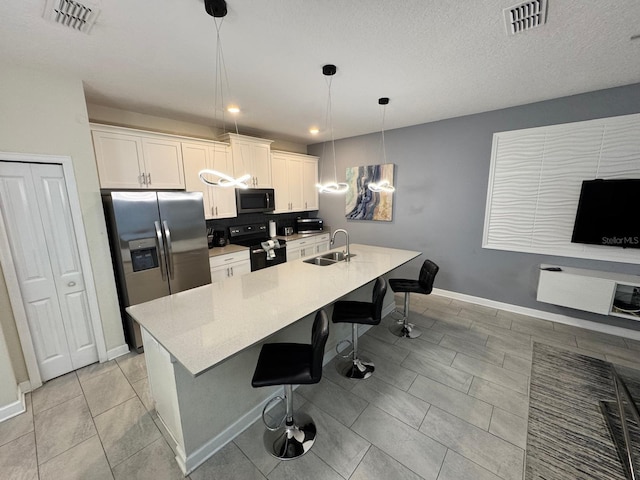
[102,191,211,352]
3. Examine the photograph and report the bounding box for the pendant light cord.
[380,103,388,164]
[318,74,339,184]
[213,18,225,133]
[327,74,339,184]
[213,18,240,135]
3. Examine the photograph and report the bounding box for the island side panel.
[171,279,393,469]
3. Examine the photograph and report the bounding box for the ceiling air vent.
[504,0,547,35]
[43,0,100,34]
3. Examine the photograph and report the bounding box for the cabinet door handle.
[305,201,307,209]
[147,173,151,185]
[212,206,215,216]
[67,281,76,287]
[215,206,218,215]
[139,173,146,185]
[230,266,234,276]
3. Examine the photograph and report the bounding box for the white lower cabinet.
[314,233,331,254]
[286,233,331,262]
[209,250,251,282]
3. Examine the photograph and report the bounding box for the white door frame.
[0,152,108,389]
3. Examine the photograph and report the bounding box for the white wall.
[0,65,126,383]
[310,82,640,331]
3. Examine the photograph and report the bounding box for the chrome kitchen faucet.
[330,229,350,262]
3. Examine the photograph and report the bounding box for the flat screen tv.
[571,178,640,249]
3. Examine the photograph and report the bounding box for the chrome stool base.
[335,356,375,380]
[389,292,421,339]
[263,412,316,460]
[389,322,422,339]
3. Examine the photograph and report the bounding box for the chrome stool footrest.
[389,292,422,338]
[335,339,353,359]
[261,395,285,431]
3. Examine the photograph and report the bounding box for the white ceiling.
[2,1,640,145]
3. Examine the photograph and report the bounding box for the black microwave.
[235,188,275,214]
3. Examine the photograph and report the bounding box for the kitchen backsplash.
[206,211,318,240]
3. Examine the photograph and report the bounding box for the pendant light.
[316,64,348,194]
[368,97,396,193]
[198,0,249,189]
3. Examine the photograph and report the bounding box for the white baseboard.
[107,344,130,361]
[432,288,640,341]
[18,381,32,394]
[0,385,26,423]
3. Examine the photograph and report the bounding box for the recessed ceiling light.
[227,106,240,114]
[309,127,319,135]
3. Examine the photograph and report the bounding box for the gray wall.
[309,83,640,331]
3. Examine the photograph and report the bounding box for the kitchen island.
[127,244,420,474]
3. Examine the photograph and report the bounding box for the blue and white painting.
[345,163,394,221]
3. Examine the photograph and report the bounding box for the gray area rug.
[526,343,635,480]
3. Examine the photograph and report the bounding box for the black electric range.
[228,223,287,271]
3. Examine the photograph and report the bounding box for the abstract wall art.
[345,163,395,221]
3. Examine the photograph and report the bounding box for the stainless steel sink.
[319,252,355,261]
[303,257,337,266]
[303,252,356,266]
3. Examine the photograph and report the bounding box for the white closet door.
[31,164,98,370]
[0,162,97,381]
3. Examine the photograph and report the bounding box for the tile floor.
[2,293,640,479]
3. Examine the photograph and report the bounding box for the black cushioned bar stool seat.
[388,259,439,338]
[251,309,329,459]
[332,277,387,380]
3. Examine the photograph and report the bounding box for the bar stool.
[251,309,329,460]
[332,277,387,380]
[389,259,439,338]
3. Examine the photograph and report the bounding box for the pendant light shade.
[198,170,250,189]
[367,97,396,193]
[316,64,348,195]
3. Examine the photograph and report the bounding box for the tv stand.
[537,264,640,320]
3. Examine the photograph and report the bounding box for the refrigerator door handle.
[154,221,167,280]
[162,220,175,280]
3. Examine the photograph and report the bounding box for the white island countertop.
[127,244,420,376]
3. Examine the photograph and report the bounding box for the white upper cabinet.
[301,155,319,211]
[220,133,274,188]
[91,124,185,190]
[271,150,318,213]
[182,141,237,219]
